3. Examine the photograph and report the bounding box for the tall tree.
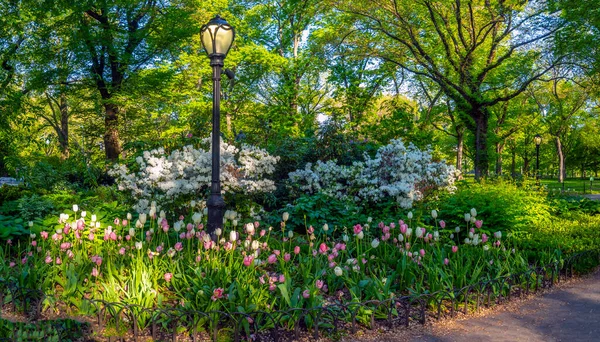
[48,0,196,161]
[339,0,562,179]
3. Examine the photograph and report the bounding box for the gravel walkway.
[344,269,600,342]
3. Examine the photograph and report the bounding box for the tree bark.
[456,130,464,174]
[59,93,69,159]
[511,150,516,178]
[473,109,489,180]
[104,103,120,161]
[495,141,504,175]
[555,136,564,183]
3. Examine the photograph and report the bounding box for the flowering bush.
[289,139,459,208]
[109,137,280,212]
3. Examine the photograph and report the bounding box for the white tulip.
[28,221,33,227]
[433,231,439,241]
[431,210,438,219]
[160,210,166,219]
[357,231,364,239]
[127,213,132,221]
[81,211,87,218]
[190,200,196,208]
[282,212,289,222]
[470,208,477,217]
[334,266,343,276]
[192,213,202,224]
[464,213,471,222]
[135,220,143,228]
[139,213,147,225]
[464,238,471,244]
[367,217,373,223]
[251,240,260,250]
[149,207,156,218]
[406,228,413,237]
[232,219,238,227]
[470,216,476,224]
[72,205,79,213]
[407,212,413,219]
[91,214,97,222]
[323,223,329,232]
[135,241,143,250]
[398,234,404,242]
[129,228,135,237]
[455,227,460,233]
[415,227,424,238]
[230,231,237,242]
[288,230,294,238]
[30,233,36,239]
[215,228,222,236]
[174,221,182,232]
[371,238,380,248]
[95,221,101,228]
[450,233,454,239]
[342,234,349,242]
[245,222,255,235]
[494,231,502,239]
[468,232,474,239]
[483,245,490,251]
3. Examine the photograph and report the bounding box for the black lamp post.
[200,15,235,238]
[534,134,542,181]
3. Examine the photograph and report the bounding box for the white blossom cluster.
[109,137,280,211]
[289,139,459,208]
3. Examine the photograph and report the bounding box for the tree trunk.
[555,136,564,183]
[473,109,489,180]
[59,93,69,159]
[495,141,504,176]
[523,157,530,176]
[104,103,120,161]
[511,150,516,178]
[456,131,464,175]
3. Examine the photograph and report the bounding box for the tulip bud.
[407,212,413,219]
[323,223,329,232]
[470,208,477,217]
[431,210,438,219]
[282,212,289,222]
[464,213,471,222]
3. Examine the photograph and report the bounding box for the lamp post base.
[207,194,226,240]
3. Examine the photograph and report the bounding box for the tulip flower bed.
[0,204,569,339]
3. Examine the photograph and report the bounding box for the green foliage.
[0,185,31,206]
[17,194,54,222]
[436,180,552,233]
[0,318,90,341]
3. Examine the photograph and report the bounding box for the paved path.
[583,194,600,201]
[0,177,20,186]
[346,269,600,342]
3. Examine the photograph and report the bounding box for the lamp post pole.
[201,15,235,239]
[207,55,226,239]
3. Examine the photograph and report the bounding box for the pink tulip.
[260,229,266,237]
[243,255,254,267]
[88,233,94,241]
[274,249,281,256]
[475,220,483,229]
[119,247,126,255]
[353,224,363,235]
[482,234,488,243]
[114,218,120,226]
[7,239,12,245]
[400,224,407,234]
[444,258,449,265]
[164,273,173,282]
[419,249,425,257]
[31,240,37,247]
[63,224,70,235]
[196,255,202,263]
[278,274,285,283]
[187,223,193,231]
[439,220,446,228]
[303,290,310,299]
[9,262,15,268]
[109,232,117,241]
[267,254,277,264]
[40,231,48,240]
[174,242,183,251]
[452,245,458,253]
[77,220,85,230]
[91,267,99,277]
[125,235,131,241]
[294,245,300,254]
[307,226,314,234]
[45,256,52,264]
[316,279,324,289]
[319,243,328,254]
[67,250,74,259]
[55,257,62,265]
[179,232,186,239]
[284,253,291,262]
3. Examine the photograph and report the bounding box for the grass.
[541,178,599,195]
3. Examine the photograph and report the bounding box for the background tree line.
[1,0,599,185]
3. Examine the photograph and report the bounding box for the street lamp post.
[200,15,235,238]
[534,134,542,182]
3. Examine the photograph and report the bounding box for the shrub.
[17,194,54,222]
[436,180,552,234]
[109,137,280,213]
[289,139,459,208]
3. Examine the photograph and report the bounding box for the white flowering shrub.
[289,139,459,208]
[109,137,280,212]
